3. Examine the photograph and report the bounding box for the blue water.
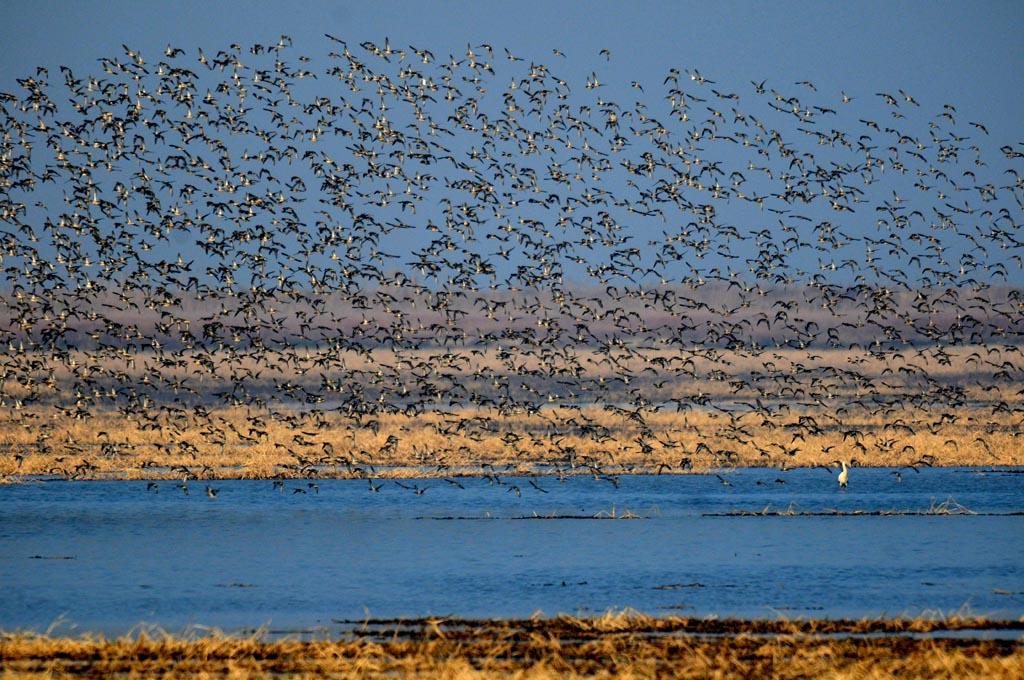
[1,468,1022,635]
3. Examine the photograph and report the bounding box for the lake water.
[1,468,1022,636]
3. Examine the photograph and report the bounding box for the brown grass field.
[1,402,1022,481]
[2,613,1022,679]
[2,343,1022,480]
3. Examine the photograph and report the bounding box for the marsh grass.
[1,399,1021,481]
[2,613,1022,678]
[2,342,1022,481]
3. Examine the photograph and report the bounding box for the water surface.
[1,468,1022,635]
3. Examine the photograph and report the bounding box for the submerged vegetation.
[709,497,987,516]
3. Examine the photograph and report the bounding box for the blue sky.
[3,1,1021,139]
[2,1,1021,288]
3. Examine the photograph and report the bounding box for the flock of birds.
[1,36,1022,492]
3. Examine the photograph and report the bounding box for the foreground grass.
[2,614,1022,679]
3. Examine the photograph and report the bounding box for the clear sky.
[2,1,1021,289]
[2,1,1021,140]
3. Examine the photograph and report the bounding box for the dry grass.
[2,613,1022,679]
[2,343,1022,480]
[0,399,1021,481]
[0,403,1021,481]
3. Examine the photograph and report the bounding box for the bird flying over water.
[0,35,1020,491]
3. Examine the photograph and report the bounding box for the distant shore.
[2,400,1021,481]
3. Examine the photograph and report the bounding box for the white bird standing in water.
[837,460,850,488]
